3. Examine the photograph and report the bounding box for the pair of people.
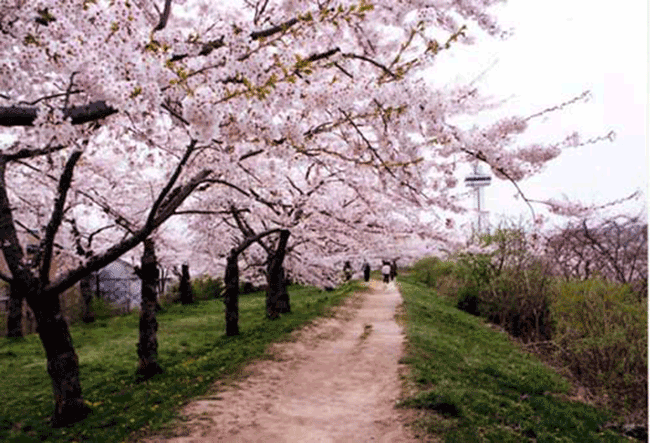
[352,260,397,283]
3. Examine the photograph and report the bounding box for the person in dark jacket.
[362,261,371,282]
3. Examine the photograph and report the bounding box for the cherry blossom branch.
[205,178,251,197]
[0,101,117,127]
[233,228,282,256]
[230,204,255,238]
[19,91,83,106]
[39,149,82,284]
[62,71,78,112]
[3,142,67,161]
[145,139,197,231]
[45,167,212,296]
[342,53,398,79]
[250,17,299,40]
[170,17,299,62]
[0,160,26,281]
[524,91,591,122]
[153,0,173,31]
[239,149,264,162]
[14,158,138,234]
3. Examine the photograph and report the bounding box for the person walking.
[381,261,391,284]
[362,261,371,282]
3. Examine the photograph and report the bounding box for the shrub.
[192,275,223,300]
[482,262,554,343]
[410,257,462,297]
[551,278,647,419]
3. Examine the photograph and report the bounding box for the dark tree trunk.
[20,273,92,427]
[80,274,95,323]
[135,239,164,381]
[179,263,193,305]
[276,267,291,314]
[6,285,23,338]
[224,250,239,336]
[266,230,290,320]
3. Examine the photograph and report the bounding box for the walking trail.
[146,280,417,442]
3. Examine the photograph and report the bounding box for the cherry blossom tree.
[0,0,609,428]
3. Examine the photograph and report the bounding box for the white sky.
[430,0,648,226]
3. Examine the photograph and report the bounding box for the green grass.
[0,282,361,442]
[397,278,628,443]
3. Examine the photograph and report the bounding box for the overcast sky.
[431,0,648,227]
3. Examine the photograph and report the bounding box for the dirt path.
[147,281,416,443]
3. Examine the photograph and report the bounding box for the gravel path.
[147,280,416,442]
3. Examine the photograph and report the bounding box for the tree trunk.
[20,274,91,427]
[6,284,23,338]
[136,239,164,381]
[266,230,290,320]
[276,267,291,314]
[80,274,95,323]
[224,250,239,336]
[179,263,193,305]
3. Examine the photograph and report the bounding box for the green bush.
[551,278,647,419]
[191,275,223,300]
[409,240,648,424]
[410,257,462,297]
[481,262,553,343]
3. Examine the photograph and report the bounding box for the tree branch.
[39,149,82,284]
[250,17,299,40]
[145,139,197,231]
[233,228,282,256]
[3,143,67,161]
[0,160,25,281]
[45,168,212,296]
[342,53,398,79]
[0,101,117,127]
[153,0,173,31]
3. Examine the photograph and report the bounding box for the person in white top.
[381,262,391,283]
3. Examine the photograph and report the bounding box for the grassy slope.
[397,278,628,443]
[0,283,360,443]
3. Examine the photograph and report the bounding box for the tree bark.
[276,267,291,314]
[20,273,92,427]
[80,274,95,323]
[6,285,23,338]
[266,230,290,320]
[135,239,164,381]
[224,250,239,336]
[179,263,193,305]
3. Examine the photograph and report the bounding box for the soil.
[145,280,417,442]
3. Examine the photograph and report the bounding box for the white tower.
[464,162,491,234]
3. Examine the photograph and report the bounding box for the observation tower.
[464,162,492,234]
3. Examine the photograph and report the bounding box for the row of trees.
[0,0,620,428]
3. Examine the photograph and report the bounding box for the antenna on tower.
[464,162,492,234]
